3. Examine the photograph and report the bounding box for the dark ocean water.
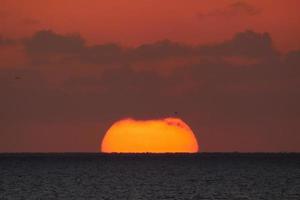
[0,153,299,200]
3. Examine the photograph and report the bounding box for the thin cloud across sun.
[101,118,199,153]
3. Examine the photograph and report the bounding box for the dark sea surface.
[0,153,299,200]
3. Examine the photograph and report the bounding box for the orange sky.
[0,0,300,152]
[1,0,300,52]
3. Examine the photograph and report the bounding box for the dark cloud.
[0,35,14,46]
[24,31,193,65]
[24,30,85,54]
[198,1,261,19]
[1,29,300,152]
[81,43,124,64]
[230,1,261,16]
[132,39,193,61]
[198,30,278,58]
[23,30,276,67]
[285,50,300,66]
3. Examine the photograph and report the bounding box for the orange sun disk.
[101,118,199,153]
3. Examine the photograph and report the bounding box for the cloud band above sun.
[101,118,199,153]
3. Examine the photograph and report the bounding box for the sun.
[101,118,199,153]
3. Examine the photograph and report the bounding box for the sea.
[0,153,299,200]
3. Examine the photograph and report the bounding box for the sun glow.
[101,118,199,153]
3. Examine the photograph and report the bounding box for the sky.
[0,0,300,152]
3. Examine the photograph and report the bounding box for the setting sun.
[101,118,199,153]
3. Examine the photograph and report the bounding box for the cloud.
[1,29,300,151]
[230,1,261,16]
[198,1,260,19]
[132,39,193,61]
[24,30,85,54]
[80,43,124,64]
[24,31,194,66]
[198,30,278,58]
[285,50,300,66]
[0,35,14,46]
[23,30,277,69]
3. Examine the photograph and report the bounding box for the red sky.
[1,0,300,51]
[0,0,300,152]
